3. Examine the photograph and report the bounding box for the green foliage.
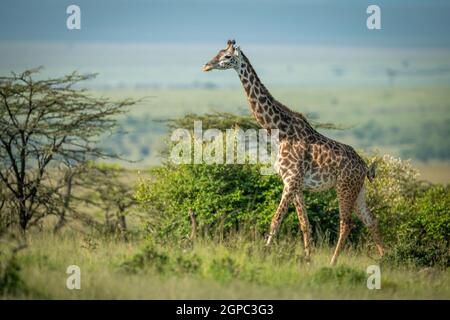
[384,185,450,268]
[174,253,202,274]
[159,112,260,131]
[362,155,449,267]
[208,256,240,283]
[309,266,366,286]
[384,237,449,268]
[363,154,424,243]
[121,244,170,274]
[0,246,25,294]
[404,185,450,243]
[135,163,347,243]
[135,163,276,239]
[135,153,430,245]
[121,243,202,275]
[158,111,344,132]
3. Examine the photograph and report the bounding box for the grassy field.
[1,85,448,300]
[3,232,449,300]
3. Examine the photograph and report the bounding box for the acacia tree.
[0,68,136,231]
[50,162,136,237]
[76,163,136,238]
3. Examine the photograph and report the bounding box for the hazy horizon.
[1,42,450,88]
[2,1,450,87]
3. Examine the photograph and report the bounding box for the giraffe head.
[202,39,242,72]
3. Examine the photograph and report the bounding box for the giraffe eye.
[224,55,232,59]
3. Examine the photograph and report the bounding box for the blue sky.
[1,0,450,47]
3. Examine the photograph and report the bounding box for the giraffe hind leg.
[355,186,385,256]
[330,182,360,266]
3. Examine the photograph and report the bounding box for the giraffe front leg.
[293,193,312,261]
[266,184,295,247]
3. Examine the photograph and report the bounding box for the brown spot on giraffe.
[202,40,384,266]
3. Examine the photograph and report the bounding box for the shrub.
[363,154,424,244]
[174,254,202,274]
[309,266,366,286]
[121,244,170,274]
[135,153,433,247]
[407,185,450,244]
[135,163,346,243]
[384,185,450,268]
[121,243,202,275]
[0,245,25,294]
[208,256,240,282]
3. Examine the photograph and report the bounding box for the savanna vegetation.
[1,69,449,299]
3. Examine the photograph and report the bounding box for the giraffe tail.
[366,161,377,183]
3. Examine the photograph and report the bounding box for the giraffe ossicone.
[203,40,385,266]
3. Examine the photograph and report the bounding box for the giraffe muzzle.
[202,64,213,72]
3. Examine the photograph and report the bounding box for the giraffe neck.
[235,51,313,138]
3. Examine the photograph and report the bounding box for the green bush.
[363,154,425,244]
[407,185,450,243]
[384,185,450,268]
[0,247,25,294]
[121,244,170,274]
[135,163,346,243]
[309,266,366,286]
[121,243,202,275]
[208,256,240,283]
[135,154,431,246]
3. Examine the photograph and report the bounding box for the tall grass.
[3,231,449,299]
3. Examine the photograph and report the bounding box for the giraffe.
[202,40,384,265]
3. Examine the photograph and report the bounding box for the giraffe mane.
[240,50,311,125]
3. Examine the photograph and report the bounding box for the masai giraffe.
[203,40,384,265]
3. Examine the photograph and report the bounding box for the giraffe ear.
[234,46,241,57]
[226,39,237,50]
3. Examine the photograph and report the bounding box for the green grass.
[2,85,448,299]
[4,232,449,299]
